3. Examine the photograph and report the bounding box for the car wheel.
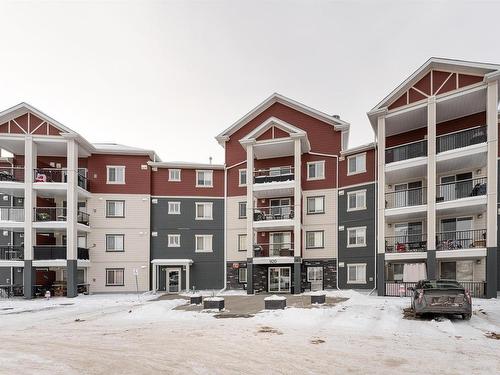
[462,314,472,321]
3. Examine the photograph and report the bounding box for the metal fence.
[386,140,427,163]
[437,126,487,153]
[386,187,427,209]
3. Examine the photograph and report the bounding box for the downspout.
[369,136,378,296]
[309,151,340,290]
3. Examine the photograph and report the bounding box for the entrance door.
[268,267,291,293]
[166,269,181,293]
[307,267,323,291]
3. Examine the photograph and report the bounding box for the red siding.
[256,128,273,141]
[436,112,486,136]
[151,168,224,197]
[274,126,289,139]
[339,149,376,187]
[386,127,427,148]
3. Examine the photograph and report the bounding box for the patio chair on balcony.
[0,171,15,181]
[35,173,47,182]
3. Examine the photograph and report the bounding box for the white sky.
[1,0,499,163]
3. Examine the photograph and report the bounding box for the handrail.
[436,125,487,153]
[385,139,427,163]
[385,187,427,208]
[0,167,25,182]
[0,207,25,221]
[436,229,486,250]
[436,177,486,202]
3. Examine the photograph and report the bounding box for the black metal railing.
[0,246,24,260]
[0,285,24,298]
[385,281,417,297]
[437,126,487,153]
[0,167,24,182]
[77,247,90,260]
[385,187,427,209]
[436,177,486,202]
[253,166,294,184]
[33,168,89,191]
[385,234,427,253]
[436,229,486,250]
[0,207,24,221]
[78,172,89,190]
[33,246,90,260]
[77,211,90,225]
[253,205,294,221]
[253,243,294,257]
[385,140,427,163]
[33,207,67,222]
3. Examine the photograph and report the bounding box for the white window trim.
[168,169,181,182]
[347,226,367,248]
[347,189,367,212]
[238,267,247,283]
[305,230,325,249]
[168,234,181,248]
[238,234,247,252]
[196,170,214,188]
[238,168,247,187]
[347,153,367,176]
[306,160,325,181]
[195,202,213,220]
[106,166,126,184]
[238,202,247,219]
[168,201,181,215]
[105,234,125,252]
[195,234,213,253]
[306,196,325,214]
[347,263,367,284]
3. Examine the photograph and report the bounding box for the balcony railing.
[385,187,427,209]
[254,205,294,221]
[437,126,487,153]
[385,281,486,298]
[436,177,486,202]
[436,229,486,250]
[0,167,24,182]
[253,166,294,184]
[385,234,427,253]
[0,245,24,260]
[33,246,90,260]
[0,207,25,222]
[253,243,294,257]
[33,168,89,191]
[33,207,90,225]
[385,140,427,164]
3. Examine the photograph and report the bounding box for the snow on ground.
[0,291,499,374]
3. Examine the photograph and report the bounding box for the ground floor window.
[106,268,124,286]
[307,266,323,291]
[347,264,366,284]
[238,267,247,283]
[440,261,474,281]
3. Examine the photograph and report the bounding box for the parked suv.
[410,280,472,320]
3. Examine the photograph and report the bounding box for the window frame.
[168,169,181,182]
[347,189,367,212]
[196,170,214,188]
[306,160,325,181]
[106,200,125,218]
[195,234,213,253]
[168,201,181,215]
[106,166,126,184]
[238,267,247,283]
[305,230,325,249]
[306,196,325,215]
[347,263,367,284]
[347,153,367,176]
[168,234,181,248]
[347,226,367,248]
[238,202,247,219]
[105,268,125,286]
[105,234,125,252]
[239,168,247,187]
[238,234,247,252]
[195,202,213,220]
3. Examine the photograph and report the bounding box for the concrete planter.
[310,293,326,305]
[190,295,202,305]
[203,297,224,311]
[264,295,287,310]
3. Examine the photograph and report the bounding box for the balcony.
[385,141,428,183]
[436,177,487,215]
[0,245,90,261]
[436,229,486,251]
[0,245,23,261]
[33,168,90,191]
[0,207,25,223]
[253,243,294,261]
[0,166,25,182]
[385,187,427,222]
[253,166,295,198]
[33,207,90,227]
[385,234,427,255]
[437,126,487,154]
[253,205,294,230]
[254,166,294,184]
[386,140,427,164]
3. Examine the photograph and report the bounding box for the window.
[347,154,366,175]
[347,227,366,247]
[239,169,247,186]
[306,231,324,249]
[347,264,366,284]
[195,234,213,253]
[106,200,125,217]
[168,234,180,247]
[169,169,181,182]
[168,201,180,215]
[238,202,247,219]
[106,166,125,184]
[238,267,247,283]
[307,161,325,180]
[238,234,247,251]
[307,267,324,291]
[196,170,213,187]
[195,202,213,220]
[106,234,124,252]
[106,268,124,286]
[347,190,366,211]
[307,196,325,214]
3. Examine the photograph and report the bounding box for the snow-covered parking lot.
[0,291,499,374]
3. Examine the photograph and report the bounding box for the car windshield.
[421,280,463,289]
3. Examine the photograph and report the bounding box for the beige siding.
[226,196,247,261]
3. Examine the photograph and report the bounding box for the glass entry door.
[166,269,181,293]
[268,267,291,293]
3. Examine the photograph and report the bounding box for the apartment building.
[216,93,350,294]
[149,162,225,293]
[368,58,500,299]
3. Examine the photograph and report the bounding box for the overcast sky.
[1,0,499,163]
